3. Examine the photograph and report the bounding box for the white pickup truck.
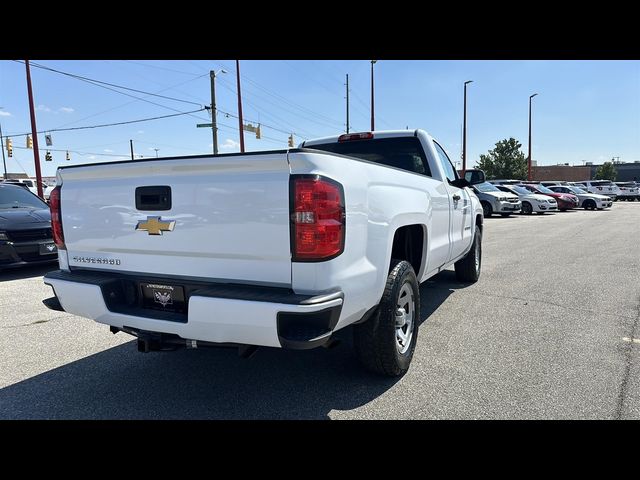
[43,130,485,376]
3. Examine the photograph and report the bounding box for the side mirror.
[464,169,486,185]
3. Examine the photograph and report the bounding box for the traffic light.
[288,134,294,148]
[45,150,52,161]
[26,135,33,149]
[6,138,12,157]
[255,124,261,140]
[66,150,70,161]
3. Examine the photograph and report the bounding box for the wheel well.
[391,225,424,275]
[475,214,483,233]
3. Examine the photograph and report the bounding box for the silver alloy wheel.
[395,283,415,354]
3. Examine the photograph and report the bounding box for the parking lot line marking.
[622,337,640,344]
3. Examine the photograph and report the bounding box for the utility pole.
[462,80,473,174]
[370,60,377,131]
[528,93,538,181]
[0,121,7,179]
[210,70,219,154]
[345,74,350,134]
[154,148,159,158]
[25,60,44,199]
[130,139,134,160]
[236,60,245,153]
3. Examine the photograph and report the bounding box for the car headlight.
[548,199,556,203]
[0,231,8,241]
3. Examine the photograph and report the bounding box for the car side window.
[433,141,458,183]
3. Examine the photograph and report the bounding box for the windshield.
[590,180,612,186]
[528,184,554,194]
[0,186,48,209]
[509,185,531,195]
[474,182,501,193]
[568,186,587,194]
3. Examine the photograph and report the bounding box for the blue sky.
[1,60,639,178]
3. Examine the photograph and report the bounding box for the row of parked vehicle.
[471,179,638,217]
[0,178,55,200]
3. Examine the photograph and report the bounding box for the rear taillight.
[290,176,345,261]
[50,186,65,249]
[338,132,373,142]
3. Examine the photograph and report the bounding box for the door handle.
[452,194,461,201]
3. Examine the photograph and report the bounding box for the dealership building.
[531,162,640,182]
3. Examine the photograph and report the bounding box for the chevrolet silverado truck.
[43,130,485,376]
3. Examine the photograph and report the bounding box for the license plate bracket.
[140,282,187,314]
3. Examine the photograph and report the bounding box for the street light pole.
[210,69,227,155]
[236,60,245,153]
[528,93,538,181]
[154,148,159,158]
[462,80,473,174]
[370,60,377,131]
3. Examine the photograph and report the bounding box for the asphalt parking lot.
[1,203,639,419]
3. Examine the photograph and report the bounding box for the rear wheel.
[521,201,533,215]
[584,199,596,210]
[481,201,493,218]
[354,259,420,377]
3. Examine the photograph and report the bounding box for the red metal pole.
[25,60,44,199]
[236,60,245,153]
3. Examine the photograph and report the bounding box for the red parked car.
[516,184,579,211]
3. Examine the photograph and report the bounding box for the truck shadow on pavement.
[0,271,465,420]
[0,263,58,282]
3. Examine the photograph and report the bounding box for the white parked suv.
[547,185,612,210]
[495,184,558,214]
[614,182,639,201]
[578,180,621,201]
[42,129,485,376]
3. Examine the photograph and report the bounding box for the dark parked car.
[0,183,58,268]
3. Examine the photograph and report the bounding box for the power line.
[12,61,211,126]
[15,60,203,107]
[51,72,209,130]
[4,108,206,138]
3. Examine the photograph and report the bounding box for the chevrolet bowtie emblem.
[136,216,176,235]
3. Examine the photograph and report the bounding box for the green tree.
[594,162,617,181]
[476,138,528,180]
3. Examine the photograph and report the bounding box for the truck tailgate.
[59,153,292,286]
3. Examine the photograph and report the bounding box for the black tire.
[521,202,533,215]
[454,227,482,283]
[584,199,596,210]
[536,212,545,215]
[500,213,511,217]
[481,201,493,218]
[354,259,420,377]
[559,208,567,212]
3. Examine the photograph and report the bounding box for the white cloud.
[104,149,114,153]
[36,104,52,112]
[0,111,11,117]
[58,107,74,113]
[220,138,240,150]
